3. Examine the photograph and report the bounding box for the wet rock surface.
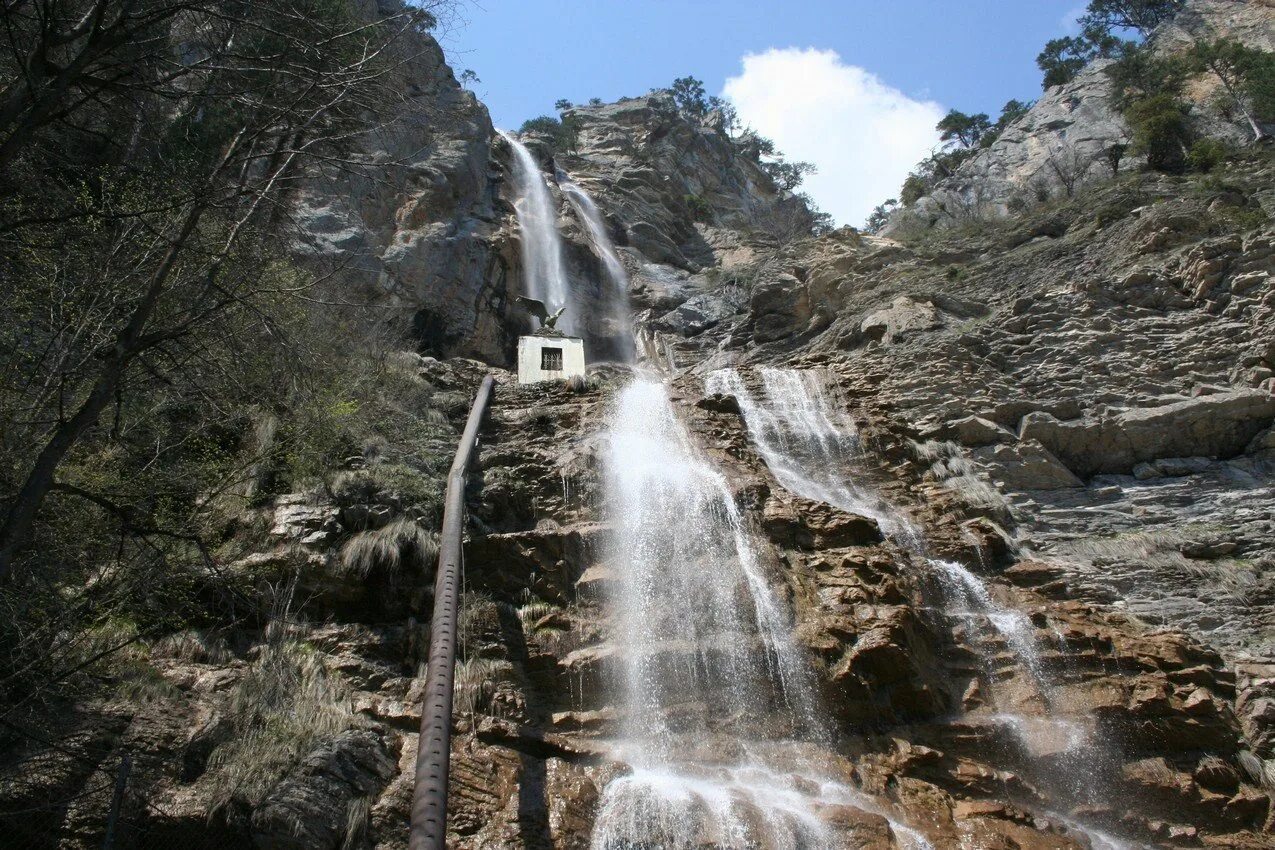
[11,8,1275,848]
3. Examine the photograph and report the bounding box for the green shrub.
[1187,138,1230,172]
[1126,94,1192,173]
[684,193,712,222]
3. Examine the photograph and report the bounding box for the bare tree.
[0,1,444,578]
[1045,142,1092,198]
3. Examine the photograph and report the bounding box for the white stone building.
[517,333,586,385]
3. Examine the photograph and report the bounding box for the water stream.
[559,170,635,360]
[592,376,928,850]
[705,367,1134,849]
[498,130,574,335]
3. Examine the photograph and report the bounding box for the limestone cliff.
[890,0,1275,234]
[6,7,1274,850]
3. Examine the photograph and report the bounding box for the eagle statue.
[517,295,567,332]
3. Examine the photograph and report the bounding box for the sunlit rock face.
[886,0,1275,235]
[27,1,1275,847]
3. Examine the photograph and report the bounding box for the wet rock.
[762,495,882,549]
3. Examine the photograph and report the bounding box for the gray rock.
[861,296,944,344]
[972,440,1084,491]
[886,0,1275,233]
[271,495,342,547]
[937,416,1015,448]
[1020,391,1275,478]
[251,729,398,850]
[750,275,811,343]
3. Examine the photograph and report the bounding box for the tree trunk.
[0,200,205,579]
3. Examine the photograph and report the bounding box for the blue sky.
[438,1,1087,225]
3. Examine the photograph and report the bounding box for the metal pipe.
[409,373,495,850]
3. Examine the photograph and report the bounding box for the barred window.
[541,347,563,371]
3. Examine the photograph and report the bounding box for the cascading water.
[498,130,574,334]
[592,376,928,850]
[707,368,1044,674]
[706,368,913,544]
[708,367,1135,849]
[558,171,634,360]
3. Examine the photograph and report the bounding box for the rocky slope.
[891,0,1275,234]
[4,5,1273,850]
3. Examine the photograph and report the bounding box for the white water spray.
[559,170,634,359]
[499,130,574,334]
[592,376,925,850]
[707,367,1134,845]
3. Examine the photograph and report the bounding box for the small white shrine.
[517,331,586,384]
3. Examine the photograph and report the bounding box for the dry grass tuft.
[342,795,371,850]
[204,634,358,811]
[911,439,1010,512]
[152,629,232,664]
[565,374,598,394]
[338,518,437,577]
[452,656,514,717]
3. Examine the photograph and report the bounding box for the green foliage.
[1041,2,1183,89]
[994,99,1033,134]
[1104,142,1130,176]
[1038,37,1094,88]
[684,193,713,222]
[1190,39,1275,137]
[518,113,584,155]
[1187,138,1230,172]
[1105,43,1193,173]
[1037,26,1125,88]
[1079,0,1185,36]
[554,99,573,110]
[901,175,929,206]
[671,76,708,117]
[1105,42,1188,108]
[1126,93,1192,172]
[866,199,899,234]
[763,159,817,191]
[937,110,992,149]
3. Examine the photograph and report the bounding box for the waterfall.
[706,368,915,545]
[498,130,574,335]
[708,367,1135,849]
[708,367,1054,690]
[558,171,634,360]
[591,376,925,850]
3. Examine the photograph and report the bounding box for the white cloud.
[722,47,944,227]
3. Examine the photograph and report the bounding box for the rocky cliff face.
[290,1,509,362]
[8,7,1274,850]
[891,0,1275,234]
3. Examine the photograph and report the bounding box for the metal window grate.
[541,347,563,371]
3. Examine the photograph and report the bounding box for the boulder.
[750,274,811,343]
[860,296,943,344]
[1019,390,1275,477]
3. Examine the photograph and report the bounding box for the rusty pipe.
[409,373,495,850]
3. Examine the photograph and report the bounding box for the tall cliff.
[2,3,1273,849]
[890,0,1275,234]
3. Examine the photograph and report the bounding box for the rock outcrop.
[7,8,1275,849]
[889,0,1275,234]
